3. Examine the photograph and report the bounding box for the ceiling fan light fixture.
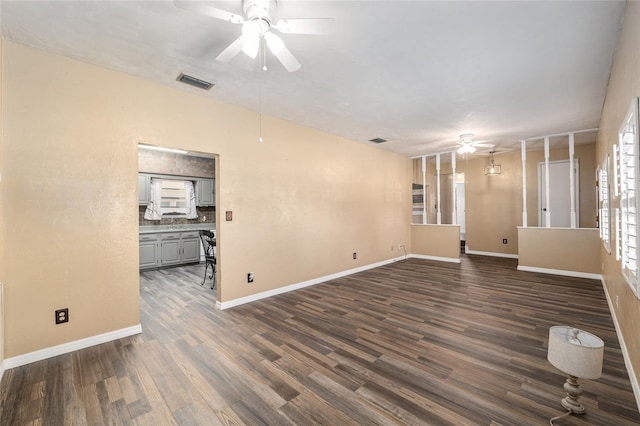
[264,32,285,54]
[176,0,332,72]
[460,133,475,143]
[242,37,260,58]
[243,0,276,20]
[458,144,476,154]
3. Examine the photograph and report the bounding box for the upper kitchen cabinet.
[196,178,215,206]
[139,173,151,205]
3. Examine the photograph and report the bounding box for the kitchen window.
[144,178,197,220]
[160,179,189,217]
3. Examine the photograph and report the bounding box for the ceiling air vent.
[369,137,387,144]
[176,73,214,90]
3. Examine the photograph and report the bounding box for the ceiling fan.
[175,0,334,72]
[456,133,494,154]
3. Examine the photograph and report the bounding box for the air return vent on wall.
[176,73,214,90]
[369,138,387,144]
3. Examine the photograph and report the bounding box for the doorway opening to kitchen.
[137,144,219,299]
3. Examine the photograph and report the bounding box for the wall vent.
[369,137,387,144]
[176,73,214,90]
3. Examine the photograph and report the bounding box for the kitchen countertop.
[139,223,216,234]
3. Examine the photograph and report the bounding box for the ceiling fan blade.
[216,35,246,62]
[474,143,495,148]
[264,32,301,72]
[174,0,244,24]
[275,18,335,35]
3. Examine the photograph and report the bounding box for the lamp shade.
[484,164,501,175]
[548,326,604,379]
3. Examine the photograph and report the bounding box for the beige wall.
[410,224,460,260]
[412,144,596,257]
[2,43,141,358]
[0,38,4,371]
[463,143,596,256]
[596,0,640,392]
[1,42,412,358]
[517,227,600,274]
[464,151,522,254]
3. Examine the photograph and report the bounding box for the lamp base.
[561,397,586,415]
[560,375,586,415]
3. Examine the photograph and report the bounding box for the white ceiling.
[0,1,625,157]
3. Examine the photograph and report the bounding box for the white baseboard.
[218,254,463,310]
[4,324,142,370]
[517,265,602,280]
[465,248,518,259]
[600,278,640,411]
[218,258,401,310]
[408,254,461,263]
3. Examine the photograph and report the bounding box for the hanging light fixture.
[484,151,501,175]
[457,133,477,155]
[457,144,476,155]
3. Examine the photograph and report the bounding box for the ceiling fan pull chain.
[262,37,267,71]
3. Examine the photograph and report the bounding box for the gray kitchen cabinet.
[196,178,215,206]
[140,230,201,270]
[178,231,201,263]
[139,233,159,268]
[139,174,151,205]
[160,233,181,266]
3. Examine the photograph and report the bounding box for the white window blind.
[619,97,640,297]
[613,143,620,197]
[615,207,621,261]
[160,180,188,217]
[412,184,425,224]
[599,162,611,253]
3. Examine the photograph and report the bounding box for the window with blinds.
[412,183,425,224]
[618,97,640,297]
[599,157,611,254]
[160,180,188,217]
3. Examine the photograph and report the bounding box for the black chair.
[199,230,216,290]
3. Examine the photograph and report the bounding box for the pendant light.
[484,151,501,175]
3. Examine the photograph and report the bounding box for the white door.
[538,160,579,227]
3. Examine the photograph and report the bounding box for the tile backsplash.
[139,206,215,226]
[139,150,215,177]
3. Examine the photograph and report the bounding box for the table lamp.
[547,326,604,416]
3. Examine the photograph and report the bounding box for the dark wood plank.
[1,256,638,425]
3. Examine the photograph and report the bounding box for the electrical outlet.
[502,239,508,244]
[55,308,69,324]
[353,252,357,260]
[247,272,254,283]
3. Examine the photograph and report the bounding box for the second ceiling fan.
[176,0,334,72]
[456,133,494,154]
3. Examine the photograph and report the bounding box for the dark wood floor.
[1,255,639,425]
